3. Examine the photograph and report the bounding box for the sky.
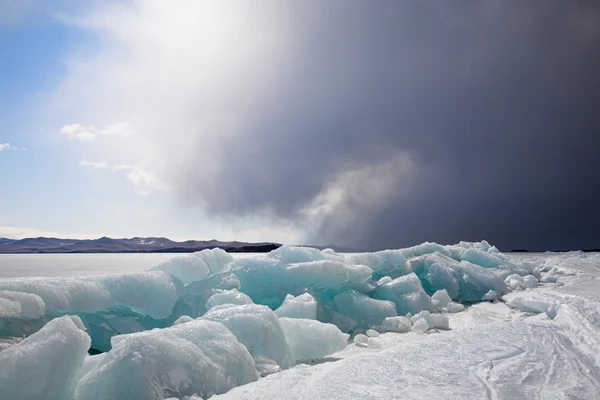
[1,1,599,251]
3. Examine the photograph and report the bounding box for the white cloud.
[80,159,166,195]
[125,165,167,195]
[80,159,110,169]
[0,143,17,152]
[60,122,132,141]
[49,1,286,185]
[0,225,100,240]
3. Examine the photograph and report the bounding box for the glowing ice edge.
[0,241,562,399]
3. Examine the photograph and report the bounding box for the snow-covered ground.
[215,252,600,400]
[1,245,600,399]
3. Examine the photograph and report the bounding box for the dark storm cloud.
[179,1,600,250]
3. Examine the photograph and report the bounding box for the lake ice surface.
[0,253,261,278]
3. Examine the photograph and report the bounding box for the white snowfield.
[0,242,600,399]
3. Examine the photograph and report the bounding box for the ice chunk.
[411,311,449,330]
[0,290,45,319]
[522,275,538,289]
[383,316,412,333]
[411,318,429,333]
[77,319,257,400]
[488,245,500,253]
[432,289,464,312]
[0,271,181,319]
[285,261,373,292]
[196,248,234,275]
[333,290,396,327]
[321,307,358,333]
[348,250,411,279]
[0,316,90,400]
[152,248,233,285]
[153,255,210,285]
[0,297,20,318]
[410,251,507,302]
[482,290,498,301]
[173,315,194,325]
[202,304,292,374]
[154,320,258,386]
[232,256,372,309]
[373,273,432,316]
[455,261,506,301]
[377,276,393,285]
[445,302,465,313]
[353,333,368,347]
[505,274,524,291]
[279,318,348,363]
[365,329,380,337]
[401,242,452,259]
[461,248,505,268]
[431,289,452,309]
[270,245,326,264]
[274,293,317,319]
[408,253,461,299]
[205,289,253,310]
[540,275,558,283]
[505,296,558,318]
[173,273,241,318]
[77,334,222,399]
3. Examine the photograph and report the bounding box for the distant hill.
[0,236,281,254]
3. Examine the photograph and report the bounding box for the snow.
[278,318,348,363]
[274,293,317,319]
[213,318,600,400]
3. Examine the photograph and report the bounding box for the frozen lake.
[0,252,263,278]
[1,245,600,399]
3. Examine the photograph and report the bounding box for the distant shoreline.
[0,237,281,254]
